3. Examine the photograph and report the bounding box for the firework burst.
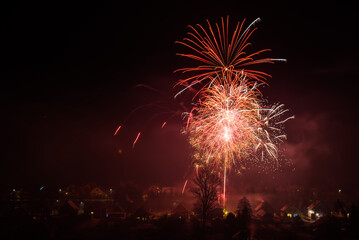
[184,72,291,206]
[175,16,285,98]
[185,73,293,173]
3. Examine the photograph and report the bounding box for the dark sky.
[1,1,358,194]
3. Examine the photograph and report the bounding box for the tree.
[191,166,221,228]
[333,199,346,217]
[348,203,359,237]
[237,197,252,225]
[236,197,252,240]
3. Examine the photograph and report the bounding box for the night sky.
[1,1,358,194]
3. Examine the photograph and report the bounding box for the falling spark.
[133,132,141,149]
[181,179,188,194]
[114,125,122,136]
[161,121,167,128]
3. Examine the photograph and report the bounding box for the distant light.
[40,186,45,191]
[293,213,297,217]
[12,189,15,192]
[316,213,319,217]
[347,213,350,218]
[59,189,62,192]
[309,210,314,214]
[91,211,94,215]
[287,213,292,218]
[338,189,342,193]
[56,200,59,203]
[110,189,113,192]
[223,208,229,216]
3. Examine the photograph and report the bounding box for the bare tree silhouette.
[191,165,221,228]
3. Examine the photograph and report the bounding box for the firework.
[133,132,141,149]
[174,17,292,206]
[185,73,292,204]
[114,84,189,151]
[187,74,263,168]
[113,125,122,136]
[254,103,295,165]
[175,16,285,98]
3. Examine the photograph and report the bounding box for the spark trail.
[175,16,285,98]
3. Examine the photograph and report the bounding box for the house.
[307,200,324,220]
[254,201,275,221]
[64,184,80,198]
[108,205,126,221]
[133,206,150,222]
[210,207,225,220]
[280,204,303,219]
[90,187,107,198]
[171,203,189,220]
[59,200,79,216]
[85,199,112,218]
